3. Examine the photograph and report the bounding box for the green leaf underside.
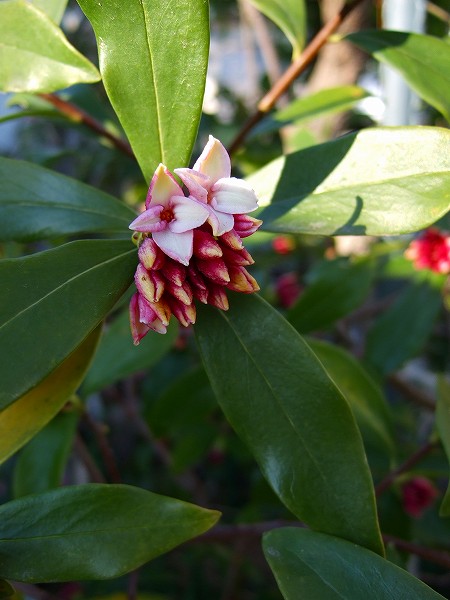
[347,30,450,122]
[77,0,210,181]
[263,528,446,600]
[13,411,78,497]
[0,484,220,582]
[0,158,135,242]
[0,327,100,465]
[247,0,306,58]
[0,0,99,93]
[364,275,444,376]
[252,86,369,137]
[308,339,395,461]
[82,310,178,395]
[249,127,450,236]
[195,294,383,555]
[288,259,375,333]
[0,240,136,410]
[436,378,450,516]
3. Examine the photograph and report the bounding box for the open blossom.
[405,228,450,274]
[175,135,259,236]
[128,137,262,344]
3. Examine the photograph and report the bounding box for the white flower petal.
[207,207,234,236]
[211,177,259,214]
[146,164,184,209]
[152,229,193,266]
[169,196,209,233]
[174,168,209,202]
[193,135,231,183]
[129,205,166,232]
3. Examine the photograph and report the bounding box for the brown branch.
[73,434,106,483]
[383,534,450,570]
[82,412,122,484]
[388,374,436,411]
[39,93,135,158]
[227,0,365,155]
[375,441,438,497]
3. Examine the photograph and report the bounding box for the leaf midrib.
[0,248,135,334]
[0,199,132,223]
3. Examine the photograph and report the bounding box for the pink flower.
[401,477,439,518]
[129,164,209,266]
[405,228,450,275]
[275,272,302,308]
[272,235,296,255]
[175,136,259,236]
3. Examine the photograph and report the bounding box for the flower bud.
[196,257,230,285]
[193,229,223,259]
[227,266,259,293]
[162,259,187,286]
[207,284,229,311]
[135,264,165,303]
[233,214,262,238]
[138,237,166,270]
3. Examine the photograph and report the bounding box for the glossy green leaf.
[77,0,209,180]
[0,240,136,410]
[0,580,14,599]
[13,411,78,498]
[249,127,450,236]
[308,339,395,464]
[263,528,446,600]
[195,294,383,555]
[0,484,220,582]
[364,273,444,376]
[82,310,178,396]
[252,86,369,137]
[436,378,450,516]
[247,0,306,58]
[288,258,375,333]
[0,327,100,465]
[0,158,135,242]
[0,0,100,93]
[347,30,450,122]
[31,0,68,23]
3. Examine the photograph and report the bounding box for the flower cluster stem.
[227,0,366,155]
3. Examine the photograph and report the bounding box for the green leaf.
[288,258,375,333]
[0,484,220,582]
[307,339,395,464]
[76,0,210,180]
[82,310,178,396]
[0,580,14,599]
[247,0,306,58]
[195,294,384,555]
[364,273,444,376]
[263,528,446,600]
[252,86,369,137]
[347,30,450,122]
[30,0,68,23]
[13,411,78,498]
[0,0,100,94]
[0,158,135,242]
[0,327,100,465]
[0,240,136,410]
[436,377,450,516]
[249,127,450,236]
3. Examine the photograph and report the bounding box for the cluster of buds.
[405,228,450,275]
[128,136,262,344]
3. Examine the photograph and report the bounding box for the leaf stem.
[375,440,438,497]
[39,93,135,159]
[383,534,450,570]
[227,0,365,155]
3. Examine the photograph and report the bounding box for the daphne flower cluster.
[405,228,450,275]
[129,136,262,344]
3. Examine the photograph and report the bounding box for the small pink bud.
[129,293,150,345]
[207,284,229,311]
[220,245,254,266]
[402,477,439,518]
[220,229,244,250]
[165,279,194,306]
[162,259,187,286]
[233,214,262,238]
[193,229,223,259]
[196,257,230,285]
[276,272,301,308]
[150,296,172,326]
[135,264,165,303]
[187,265,209,303]
[138,237,166,270]
[168,297,197,327]
[272,235,295,255]
[227,266,260,293]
